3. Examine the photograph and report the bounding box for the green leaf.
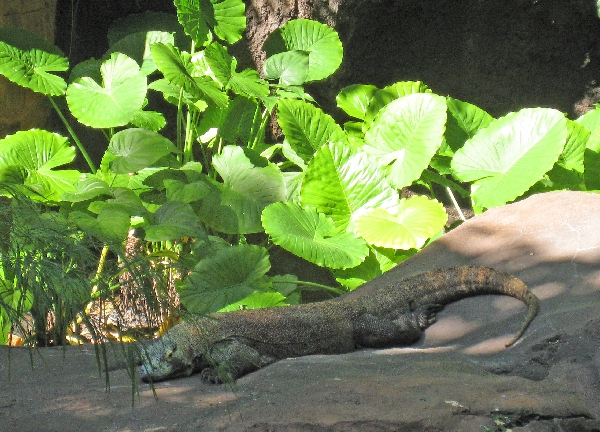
[164,179,210,203]
[576,107,600,130]
[108,128,179,174]
[194,146,286,233]
[66,53,147,128]
[151,43,195,91]
[559,120,588,172]
[263,19,343,82]
[61,177,112,202]
[336,84,379,120]
[364,92,447,189]
[108,11,191,48]
[332,246,411,289]
[277,99,348,163]
[364,81,431,125]
[262,202,368,269]
[300,142,400,230]
[175,0,246,46]
[144,201,205,241]
[68,58,102,83]
[0,281,33,345]
[0,130,82,201]
[452,108,568,209]
[150,42,228,108]
[445,97,494,152]
[194,42,231,88]
[220,95,259,143]
[354,196,448,249]
[211,0,246,44]
[179,244,270,313]
[263,50,310,85]
[69,207,130,244]
[218,291,288,311]
[0,28,68,96]
[107,31,174,76]
[87,187,146,217]
[584,125,600,190]
[131,109,166,132]
[228,68,270,99]
[541,119,589,190]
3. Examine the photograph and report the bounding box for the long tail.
[395,266,540,347]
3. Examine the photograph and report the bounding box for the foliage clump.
[0,0,599,345]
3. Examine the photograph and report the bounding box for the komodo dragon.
[139,266,539,383]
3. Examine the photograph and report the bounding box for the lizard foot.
[414,304,443,329]
[200,368,225,385]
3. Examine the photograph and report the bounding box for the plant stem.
[446,186,466,221]
[47,96,97,173]
[272,279,346,295]
[183,107,194,163]
[90,244,109,300]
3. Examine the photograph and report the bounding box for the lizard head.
[138,336,196,382]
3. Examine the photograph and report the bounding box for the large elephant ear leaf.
[277,99,348,164]
[175,0,246,46]
[300,142,399,230]
[263,19,342,82]
[66,53,147,128]
[364,92,447,189]
[194,146,286,234]
[452,108,567,209]
[262,202,368,269]
[0,130,82,201]
[178,244,270,313]
[0,27,68,96]
[355,196,447,250]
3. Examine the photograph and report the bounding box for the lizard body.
[139,266,539,383]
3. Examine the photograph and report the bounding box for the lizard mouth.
[139,360,194,382]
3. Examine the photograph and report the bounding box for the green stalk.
[175,87,185,160]
[183,107,195,164]
[89,244,109,302]
[47,96,96,173]
[271,279,346,296]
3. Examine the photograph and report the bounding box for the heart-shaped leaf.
[66,53,147,128]
[108,128,179,174]
[0,27,68,96]
[194,146,286,234]
[175,0,246,46]
[300,142,400,230]
[364,92,447,189]
[178,244,270,313]
[263,19,342,82]
[264,50,310,85]
[336,84,378,121]
[262,202,368,269]
[452,108,567,209]
[355,196,447,249]
[277,99,348,163]
[144,201,205,241]
[0,130,82,201]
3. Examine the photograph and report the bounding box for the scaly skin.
[139,266,539,383]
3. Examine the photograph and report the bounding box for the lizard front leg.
[201,339,277,384]
[352,304,442,348]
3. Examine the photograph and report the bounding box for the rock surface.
[2,190,600,431]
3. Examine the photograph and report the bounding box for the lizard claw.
[414,304,443,329]
[200,368,223,384]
